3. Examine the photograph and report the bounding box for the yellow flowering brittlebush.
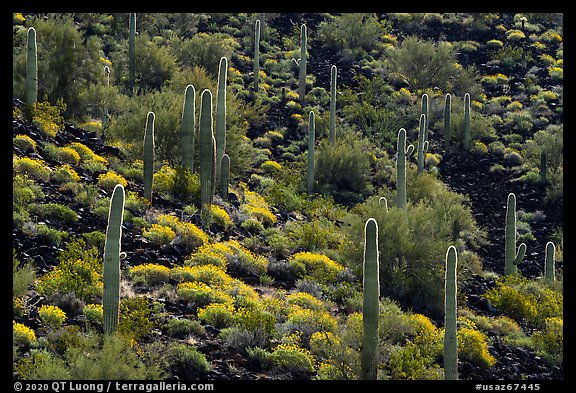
[38,304,67,328]
[270,343,315,373]
[142,224,176,246]
[13,156,52,181]
[68,142,108,165]
[289,252,345,284]
[97,171,128,191]
[13,321,37,345]
[197,302,235,328]
[83,304,103,324]
[128,263,171,285]
[239,183,277,226]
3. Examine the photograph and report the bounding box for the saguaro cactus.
[220,154,230,201]
[253,19,261,93]
[181,84,196,173]
[103,184,125,335]
[329,65,337,145]
[444,245,458,380]
[421,93,429,143]
[307,111,315,194]
[215,57,227,181]
[199,89,215,210]
[505,193,527,275]
[545,241,555,283]
[102,66,111,134]
[361,218,380,380]
[143,112,155,203]
[26,27,38,109]
[444,93,452,150]
[128,13,136,95]
[417,114,428,174]
[396,128,414,209]
[463,93,471,151]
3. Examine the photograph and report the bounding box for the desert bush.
[13,156,51,181]
[456,327,496,368]
[197,303,235,328]
[128,263,171,286]
[82,304,103,325]
[117,296,155,342]
[38,304,67,329]
[13,134,37,152]
[28,202,78,224]
[167,343,210,379]
[13,321,37,347]
[287,252,345,284]
[164,318,205,338]
[142,224,176,246]
[97,171,128,192]
[270,343,315,374]
[531,317,563,365]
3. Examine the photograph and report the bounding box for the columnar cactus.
[505,193,527,275]
[545,241,555,283]
[253,19,261,93]
[396,128,414,209]
[444,93,452,150]
[297,24,307,104]
[379,196,388,212]
[128,13,136,95]
[143,112,155,203]
[307,111,315,194]
[199,89,215,210]
[181,84,196,173]
[463,93,471,151]
[417,114,428,174]
[102,65,111,134]
[26,27,38,109]
[444,245,458,380]
[103,184,125,335]
[220,154,230,201]
[361,218,380,380]
[421,93,429,143]
[329,65,337,145]
[215,57,227,181]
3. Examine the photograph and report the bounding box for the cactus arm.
[143,112,155,203]
[444,246,458,380]
[505,193,526,275]
[417,114,427,174]
[444,93,451,150]
[378,197,388,212]
[545,241,555,282]
[329,65,337,144]
[215,57,227,181]
[361,218,380,380]
[181,84,196,173]
[26,27,38,109]
[103,184,125,334]
[307,111,315,194]
[514,243,527,265]
[421,93,429,143]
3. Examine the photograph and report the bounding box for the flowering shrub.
[176,281,234,309]
[288,252,345,284]
[51,164,81,183]
[155,214,209,251]
[13,134,36,152]
[286,292,326,312]
[197,303,235,328]
[128,263,171,286]
[457,327,496,368]
[531,317,563,364]
[13,156,51,180]
[186,244,229,270]
[55,146,81,165]
[38,304,67,328]
[35,259,102,301]
[142,224,176,246]
[13,321,37,346]
[97,171,128,192]
[208,204,233,229]
[270,343,315,373]
[83,303,103,325]
[68,142,108,165]
[239,183,277,226]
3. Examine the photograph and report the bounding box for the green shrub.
[29,202,78,224]
[167,343,210,379]
[456,327,496,368]
[287,252,345,284]
[531,317,563,364]
[164,318,205,338]
[13,134,37,152]
[270,343,315,374]
[13,156,51,181]
[197,303,235,329]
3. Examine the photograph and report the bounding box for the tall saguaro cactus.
[26,27,38,110]
[396,128,414,209]
[102,65,111,134]
[463,93,471,151]
[444,93,452,150]
[253,19,261,93]
[361,218,380,380]
[199,89,215,210]
[545,241,555,283]
[181,84,196,173]
[417,114,428,174]
[505,193,527,275]
[103,184,125,335]
[143,112,155,203]
[307,111,315,194]
[444,246,458,380]
[297,24,307,104]
[128,13,136,95]
[215,57,228,181]
[329,65,337,145]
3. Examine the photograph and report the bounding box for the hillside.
[12,12,563,382]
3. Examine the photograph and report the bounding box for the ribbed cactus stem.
[463,93,471,151]
[361,218,380,380]
[143,112,155,203]
[505,193,527,275]
[103,184,125,335]
[421,93,429,143]
[128,13,136,95]
[545,241,555,283]
[417,114,428,174]
[298,24,307,104]
[444,93,451,150]
[254,19,261,93]
[396,128,414,209]
[329,65,337,145]
[102,66,111,133]
[444,245,458,380]
[199,89,215,210]
[220,154,230,201]
[215,57,227,181]
[26,27,38,109]
[181,84,196,173]
[307,111,315,194]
